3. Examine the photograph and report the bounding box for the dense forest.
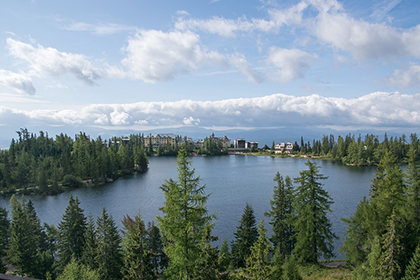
[0,133,419,279]
[277,133,411,166]
[0,128,149,195]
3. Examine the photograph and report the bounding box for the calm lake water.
[0,155,377,259]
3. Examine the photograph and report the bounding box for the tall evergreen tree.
[157,148,215,280]
[121,213,155,280]
[292,160,336,263]
[96,207,123,280]
[56,194,87,273]
[265,172,294,258]
[379,209,403,280]
[231,203,259,268]
[244,220,272,280]
[81,213,98,270]
[7,195,42,278]
[0,206,9,254]
[403,244,420,280]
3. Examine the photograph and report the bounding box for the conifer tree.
[265,172,294,258]
[405,133,420,241]
[218,238,231,273]
[231,203,259,268]
[244,220,272,280]
[0,206,9,254]
[146,222,167,275]
[292,160,336,263]
[7,195,42,278]
[379,209,402,280]
[403,244,420,280]
[96,207,123,280]
[56,194,87,273]
[81,213,98,270]
[121,213,155,280]
[157,148,215,280]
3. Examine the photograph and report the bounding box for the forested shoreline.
[0,133,419,279]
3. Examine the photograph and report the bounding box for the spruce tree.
[57,258,100,280]
[157,148,215,280]
[96,207,123,280]
[405,134,420,241]
[0,206,9,254]
[56,194,87,272]
[265,172,294,258]
[403,244,420,280]
[218,238,231,273]
[379,209,402,280]
[81,213,98,270]
[231,203,259,268]
[244,220,272,280]
[7,195,42,278]
[292,160,336,263]
[121,214,155,280]
[146,222,167,275]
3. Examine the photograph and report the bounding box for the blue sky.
[0,0,419,145]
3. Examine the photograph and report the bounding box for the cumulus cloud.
[310,0,420,60]
[0,69,35,95]
[121,30,261,83]
[1,92,419,131]
[266,47,317,82]
[388,63,420,87]
[7,38,103,85]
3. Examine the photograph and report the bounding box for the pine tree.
[403,244,420,280]
[231,203,259,268]
[405,134,420,241]
[379,209,402,280]
[81,213,98,270]
[56,194,87,273]
[157,148,215,280]
[244,220,272,280]
[292,160,336,263]
[265,172,294,258]
[218,238,231,273]
[0,206,9,254]
[96,207,123,280]
[121,213,155,280]
[146,222,167,275]
[7,195,42,278]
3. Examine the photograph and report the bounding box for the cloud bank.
[0,92,418,132]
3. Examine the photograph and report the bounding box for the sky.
[0,0,419,147]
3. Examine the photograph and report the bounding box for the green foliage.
[292,161,336,263]
[403,244,420,280]
[6,195,43,278]
[243,220,273,280]
[81,213,98,270]
[157,148,216,279]
[265,172,294,258]
[57,258,100,280]
[56,194,87,273]
[96,207,123,280]
[232,203,259,268]
[0,129,149,194]
[0,206,9,254]
[121,213,155,280]
[281,256,302,280]
[218,238,231,273]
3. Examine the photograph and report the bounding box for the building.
[144,133,179,149]
[246,141,259,150]
[234,139,246,149]
[274,142,294,153]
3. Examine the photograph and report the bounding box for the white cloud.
[1,92,419,132]
[311,0,420,60]
[121,30,261,83]
[388,62,420,87]
[0,69,35,95]
[266,47,317,82]
[7,38,103,85]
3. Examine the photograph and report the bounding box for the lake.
[0,155,377,259]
